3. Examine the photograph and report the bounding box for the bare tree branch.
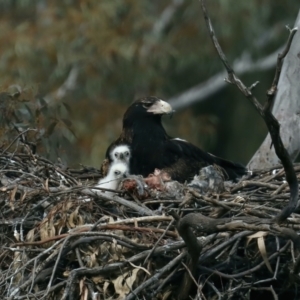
[199,0,298,224]
[140,0,184,57]
[152,0,184,37]
[168,48,282,110]
[43,65,79,104]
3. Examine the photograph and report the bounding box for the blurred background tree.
[0,0,298,167]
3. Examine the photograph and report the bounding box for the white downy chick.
[95,161,129,196]
[110,145,131,165]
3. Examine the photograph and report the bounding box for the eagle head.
[141,96,173,115]
[124,97,173,123]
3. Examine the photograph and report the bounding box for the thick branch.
[179,213,300,248]
[177,215,203,299]
[263,28,298,223]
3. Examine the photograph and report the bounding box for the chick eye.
[114,153,118,158]
[114,170,121,176]
[125,151,129,157]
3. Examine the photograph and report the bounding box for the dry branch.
[199,0,298,224]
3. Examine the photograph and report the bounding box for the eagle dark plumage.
[105,96,247,183]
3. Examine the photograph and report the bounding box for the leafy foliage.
[0,86,75,162]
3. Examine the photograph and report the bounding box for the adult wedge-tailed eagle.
[104,96,247,182]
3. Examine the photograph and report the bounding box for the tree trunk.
[248,10,300,169]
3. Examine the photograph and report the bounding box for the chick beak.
[119,153,124,160]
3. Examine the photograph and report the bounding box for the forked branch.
[200,0,298,224]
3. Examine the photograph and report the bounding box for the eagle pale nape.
[105,96,247,183]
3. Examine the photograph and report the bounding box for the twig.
[82,188,155,216]
[253,236,280,285]
[200,241,290,279]
[251,286,278,300]
[125,252,186,300]
[1,128,37,154]
[207,280,222,300]
[143,218,175,264]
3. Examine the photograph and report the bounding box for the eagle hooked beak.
[147,99,173,115]
[119,153,124,160]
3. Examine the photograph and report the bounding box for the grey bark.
[248,11,300,170]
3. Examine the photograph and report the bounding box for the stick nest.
[1,150,300,300]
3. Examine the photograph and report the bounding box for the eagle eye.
[125,151,129,157]
[114,170,121,176]
[143,102,152,108]
[114,153,118,158]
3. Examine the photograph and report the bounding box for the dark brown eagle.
[103,96,247,183]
